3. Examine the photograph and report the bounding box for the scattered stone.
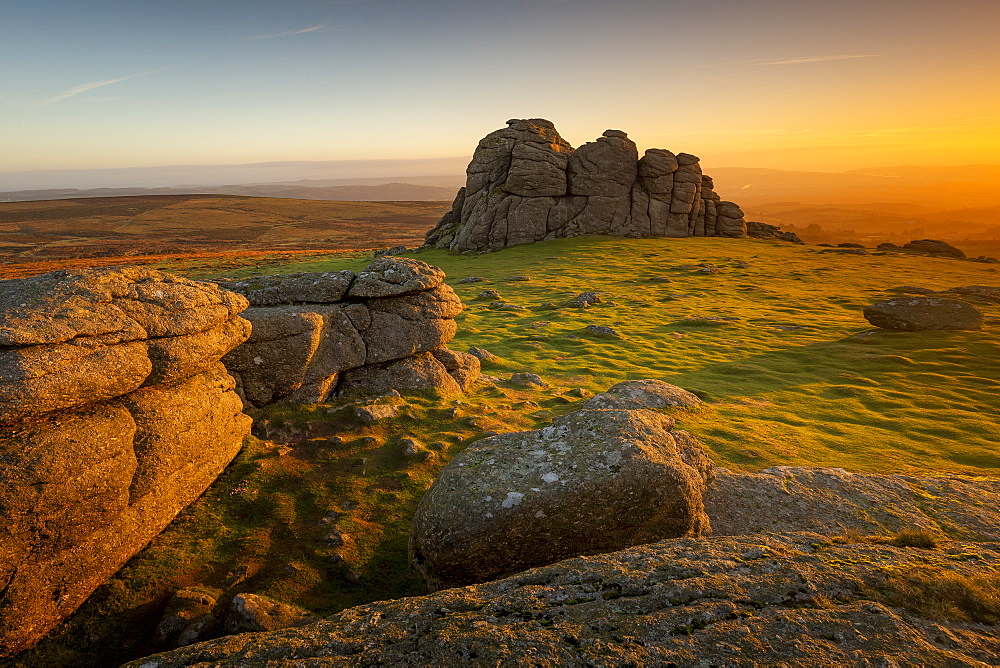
[971,255,1000,264]
[466,347,498,364]
[410,408,712,590]
[399,438,424,457]
[354,404,401,423]
[509,372,547,388]
[356,436,379,447]
[225,593,319,634]
[488,301,527,311]
[153,589,219,647]
[735,260,749,268]
[902,239,965,258]
[564,388,591,398]
[583,379,701,410]
[456,276,488,284]
[475,289,501,300]
[583,324,623,338]
[696,267,721,274]
[373,245,408,257]
[570,291,603,307]
[838,242,866,248]
[506,276,532,282]
[863,297,983,331]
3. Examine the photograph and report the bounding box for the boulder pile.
[425,119,748,252]
[220,257,479,406]
[0,267,252,657]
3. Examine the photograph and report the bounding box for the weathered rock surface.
[410,409,712,591]
[153,589,219,648]
[424,119,748,252]
[0,267,251,658]
[130,532,1000,667]
[583,379,701,410]
[221,258,471,406]
[863,297,984,331]
[707,466,1000,539]
[225,594,319,634]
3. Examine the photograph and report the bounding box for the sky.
[2,0,999,188]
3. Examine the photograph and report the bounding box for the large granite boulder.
[425,119,747,252]
[130,532,1000,666]
[220,258,472,407]
[863,297,983,331]
[410,408,713,591]
[0,267,252,658]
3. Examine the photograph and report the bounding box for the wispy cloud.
[764,54,877,66]
[33,72,153,107]
[708,54,877,68]
[251,22,332,39]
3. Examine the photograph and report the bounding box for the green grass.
[15,235,1000,665]
[191,235,1000,476]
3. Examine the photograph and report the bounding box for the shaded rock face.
[863,297,983,331]
[225,593,319,634]
[220,257,474,406]
[745,220,802,243]
[410,408,713,591]
[424,119,747,252]
[130,532,1000,667]
[0,267,252,658]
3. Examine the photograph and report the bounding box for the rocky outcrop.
[410,408,713,591]
[878,239,967,258]
[424,119,748,252]
[219,257,476,406]
[0,267,252,657]
[863,297,983,331]
[745,220,803,243]
[130,532,1000,666]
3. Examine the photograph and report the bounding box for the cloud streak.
[34,73,148,107]
[251,22,332,39]
[764,54,877,66]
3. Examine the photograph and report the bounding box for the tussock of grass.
[889,528,942,549]
[879,566,1000,624]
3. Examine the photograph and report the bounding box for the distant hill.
[0,195,451,266]
[0,182,458,203]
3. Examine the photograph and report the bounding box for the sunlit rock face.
[219,256,477,407]
[0,267,253,658]
[424,119,748,252]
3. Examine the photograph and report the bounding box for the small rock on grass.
[457,276,488,284]
[467,346,499,362]
[400,437,424,456]
[583,324,624,338]
[570,291,603,307]
[506,275,531,282]
[355,404,400,423]
[489,301,527,311]
[510,372,547,388]
[584,379,701,410]
[476,289,502,300]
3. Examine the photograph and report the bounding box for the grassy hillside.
[13,236,1000,666]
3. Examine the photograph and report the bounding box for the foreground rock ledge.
[0,267,252,657]
[130,532,1000,666]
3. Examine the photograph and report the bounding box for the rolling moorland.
[9,232,1000,665]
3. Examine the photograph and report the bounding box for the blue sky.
[2,0,999,185]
